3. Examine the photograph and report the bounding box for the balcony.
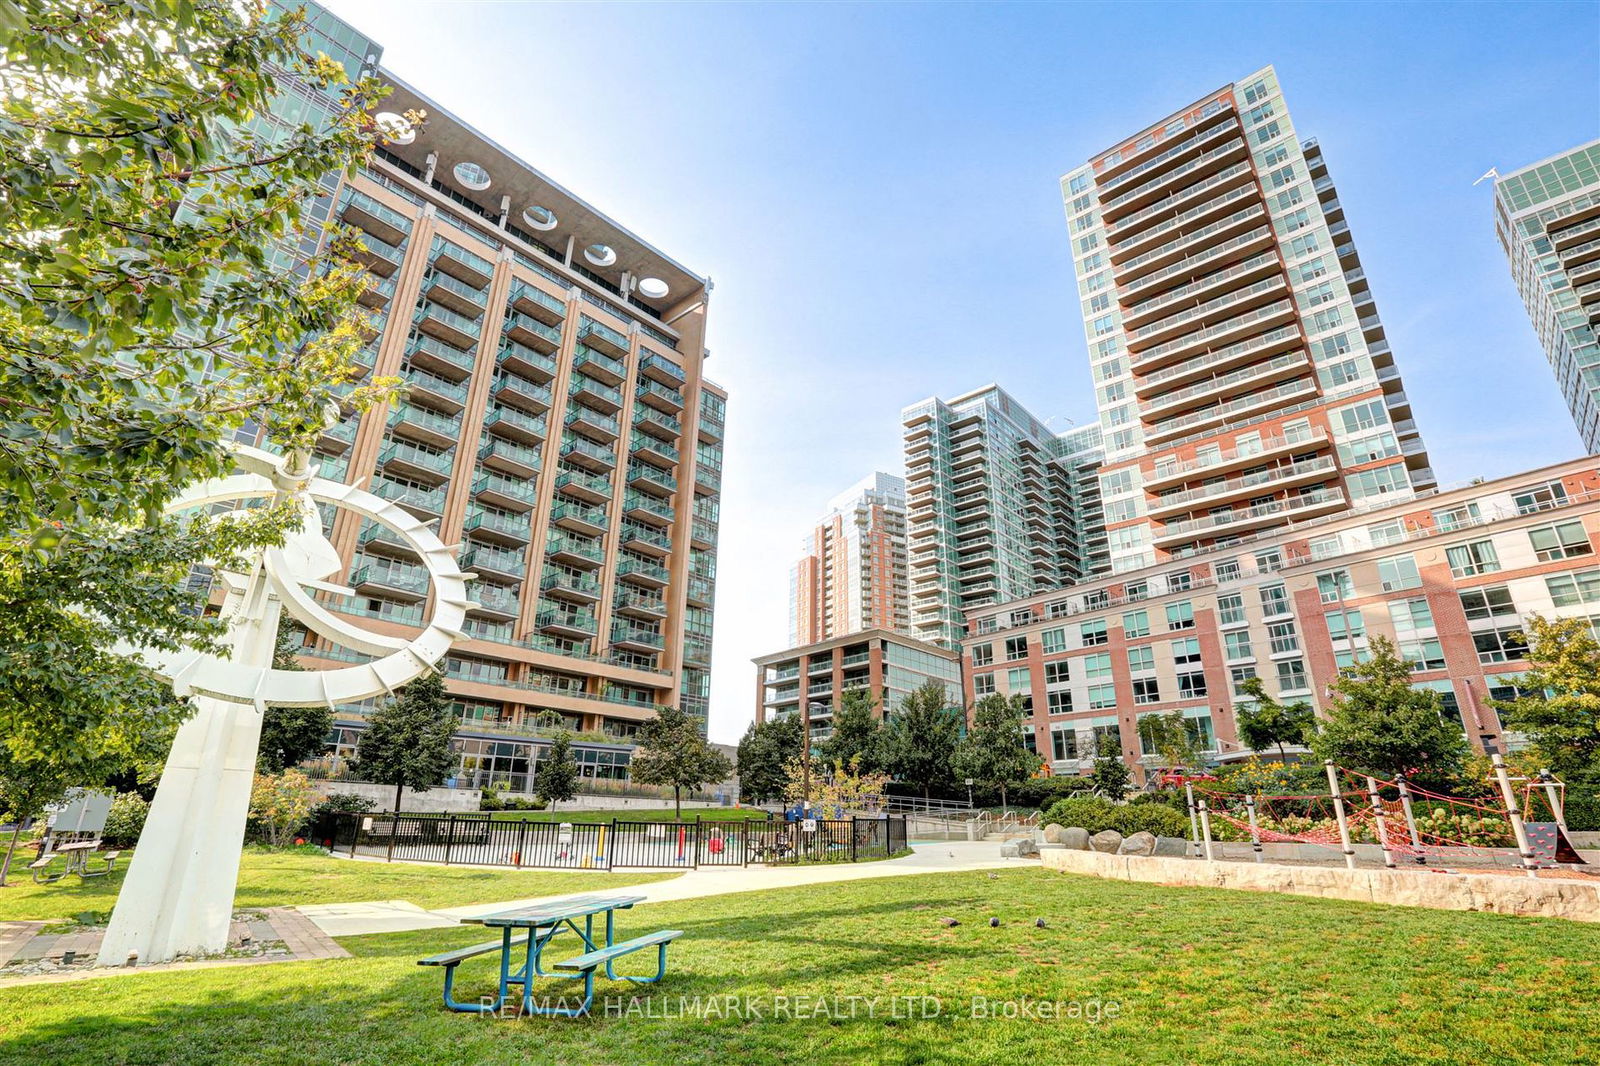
[356,522,417,560]
[1147,455,1339,519]
[560,434,618,472]
[574,344,625,385]
[697,411,724,443]
[624,490,674,527]
[612,622,665,652]
[467,580,521,621]
[378,439,454,485]
[478,436,544,479]
[510,282,567,326]
[627,462,676,497]
[472,470,539,512]
[687,575,714,605]
[550,500,608,537]
[1113,204,1269,285]
[348,231,405,276]
[461,543,527,583]
[537,606,598,639]
[423,269,488,317]
[621,521,671,557]
[1135,324,1303,396]
[370,475,446,519]
[1120,250,1281,328]
[1100,120,1246,215]
[1144,428,1331,490]
[403,366,470,413]
[635,377,684,413]
[1140,350,1312,420]
[1154,487,1348,546]
[694,463,720,495]
[413,300,482,351]
[634,406,681,439]
[481,404,547,447]
[1130,299,1298,374]
[350,560,430,601]
[690,516,716,549]
[498,339,557,382]
[565,406,621,443]
[569,374,624,414]
[404,331,476,380]
[554,467,614,504]
[492,371,553,413]
[629,431,678,468]
[339,188,411,245]
[613,588,667,619]
[541,567,601,603]
[546,532,605,568]
[430,240,495,289]
[639,352,686,386]
[503,311,563,354]
[1145,375,1320,445]
[1110,182,1263,264]
[577,318,630,359]
[1119,225,1276,302]
[1127,275,1288,352]
[1106,160,1256,241]
[463,507,531,546]
[1098,115,1240,195]
[316,416,359,456]
[618,556,670,588]
[357,273,397,310]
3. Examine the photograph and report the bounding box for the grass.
[482,807,775,824]
[0,847,680,925]
[2,864,1597,1065]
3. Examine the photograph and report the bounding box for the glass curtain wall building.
[1061,65,1433,574]
[1494,142,1600,452]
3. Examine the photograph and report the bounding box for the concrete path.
[299,841,1032,938]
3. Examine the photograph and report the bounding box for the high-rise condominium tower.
[789,473,909,645]
[1494,142,1600,452]
[272,3,725,790]
[1061,65,1433,574]
[902,385,1107,647]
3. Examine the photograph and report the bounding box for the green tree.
[735,715,803,804]
[1137,710,1202,770]
[0,1,399,772]
[952,693,1038,811]
[351,672,456,814]
[1234,678,1316,762]
[533,733,581,810]
[882,681,962,801]
[0,755,73,886]
[1311,636,1467,787]
[819,687,885,772]
[629,706,734,819]
[1089,737,1132,801]
[1494,615,1600,785]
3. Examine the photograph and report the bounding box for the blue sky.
[322,0,1600,742]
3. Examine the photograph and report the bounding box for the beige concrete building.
[789,473,908,645]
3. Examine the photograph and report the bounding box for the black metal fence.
[313,812,908,870]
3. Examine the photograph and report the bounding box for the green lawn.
[2,866,1596,1065]
[0,848,680,924]
[485,806,774,824]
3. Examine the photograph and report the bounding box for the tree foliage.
[249,768,316,847]
[735,715,803,804]
[1089,736,1132,801]
[1494,615,1600,786]
[533,733,580,808]
[0,1,401,773]
[628,706,733,818]
[1310,636,1467,787]
[1137,710,1202,771]
[1234,678,1315,761]
[819,687,885,773]
[951,693,1038,810]
[881,681,962,800]
[351,671,456,811]
[784,754,890,817]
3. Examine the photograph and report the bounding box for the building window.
[1399,638,1447,672]
[973,673,995,696]
[1218,593,1246,626]
[1230,666,1258,696]
[1171,637,1202,667]
[1530,521,1592,562]
[971,644,993,667]
[1276,658,1309,692]
[1087,684,1117,710]
[1080,619,1109,647]
[1447,540,1501,578]
[1041,628,1067,655]
[1461,585,1517,621]
[1224,630,1253,661]
[1267,621,1300,655]
[1124,580,1149,601]
[1047,690,1074,716]
[1044,660,1071,686]
[1325,609,1364,642]
[1177,672,1208,700]
[1377,554,1422,591]
[1259,584,1290,617]
[1091,722,1122,754]
[1317,569,1353,603]
[1432,502,1482,532]
[1474,627,1527,665]
[1083,653,1114,680]
[1389,598,1435,635]
[1007,667,1032,695]
[1165,600,1196,631]
[1132,678,1161,705]
[1214,557,1242,583]
[1127,645,1155,673]
[1051,725,1079,760]
[1005,636,1029,661]
[1547,570,1600,607]
[1010,608,1035,627]
[1122,609,1150,638]
[1513,482,1568,515]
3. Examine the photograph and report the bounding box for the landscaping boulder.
[1061,827,1092,851]
[1015,837,1039,858]
[1041,823,1067,844]
[1089,829,1123,854]
[1152,836,1190,858]
[1117,831,1156,857]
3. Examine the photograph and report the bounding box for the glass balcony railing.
[350,560,430,596]
[552,500,609,530]
[405,331,477,375]
[633,406,681,437]
[639,351,686,384]
[630,432,678,464]
[574,344,625,380]
[634,377,683,410]
[623,491,673,522]
[555,467,614,499]
[464,507,531,541]
[482,405,546,439]
[370,476,447,515]
[547,532,605,563]
[378,439,455,478]
[473,470,539,505]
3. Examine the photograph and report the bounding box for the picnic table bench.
[417,894,681,1017]
[30,842,119,884]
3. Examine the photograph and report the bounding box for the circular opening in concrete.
[453,161,491,191]
[583,243,617,268]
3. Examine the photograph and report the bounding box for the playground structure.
[1177,755,1589,877]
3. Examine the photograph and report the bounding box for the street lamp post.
[965,777,974,808]
[805,701,825,814]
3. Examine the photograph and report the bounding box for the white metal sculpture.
[97,442,470,966]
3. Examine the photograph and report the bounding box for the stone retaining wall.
[1040,847,1600,922]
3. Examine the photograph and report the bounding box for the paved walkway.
[299,840,1031,938]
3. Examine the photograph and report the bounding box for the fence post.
[443,815,456,866]
[1324,760,1357,870]
[1491,753,1539,879]
[1366,776,1396,870]
[514,819,526,867]
[1244,795,1263,863]
[1395,774,1426,865]
[1184,781,1202,859]
[607,819,618,870]
[386,811,398,864]
[1196,800,1215,862]
[851,817,859,863]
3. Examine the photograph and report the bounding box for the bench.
[551,929,682,989]
[418,932,541,1012]
[81,850,120,878]
[29,855,65,884]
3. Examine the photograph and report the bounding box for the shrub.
[1116,804,1190,838]
[308,793,375,819]
[1128,790,1188,813]
[249,770,317,847]
[1564,788,1600,831]
[1041,796,1190,839]
[101,792,149,847]
[1010,777,1091,811]
[1041,796,1119,833]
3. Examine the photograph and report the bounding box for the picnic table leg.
[521,930,539,1016]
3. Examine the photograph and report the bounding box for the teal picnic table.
[418,894,682,1018]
